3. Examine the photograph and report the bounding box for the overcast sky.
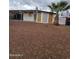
[9,0,69,11]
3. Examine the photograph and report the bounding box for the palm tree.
[48,1,69,25]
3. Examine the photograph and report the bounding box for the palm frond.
[48,1,68,12]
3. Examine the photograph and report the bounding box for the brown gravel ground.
[9,20,70,59]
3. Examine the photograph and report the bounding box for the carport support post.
[16,13,17,19]
[33,11,36,22]
[36,7,38,22]
[21,12,23,20]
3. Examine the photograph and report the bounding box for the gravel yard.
[9,20,70,59]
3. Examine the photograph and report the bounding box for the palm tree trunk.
[54,11,59,25]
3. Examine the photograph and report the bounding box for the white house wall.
[59,17,66,25]
[59,10,70,25]
[23,13,34,22]
[42,13,48,23]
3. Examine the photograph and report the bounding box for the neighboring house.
[9,10,56,24]
[59,4,70,25]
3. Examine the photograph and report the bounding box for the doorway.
[66,17,70,25]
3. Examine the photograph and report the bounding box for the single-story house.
[9,10,56,24]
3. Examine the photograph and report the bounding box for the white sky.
[9,0,70,11]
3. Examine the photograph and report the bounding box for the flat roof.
[9,10,56,14]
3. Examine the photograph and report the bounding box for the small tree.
[48,1,68,25]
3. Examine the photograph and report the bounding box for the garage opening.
[9,12,23,20]
[16,14,22,20]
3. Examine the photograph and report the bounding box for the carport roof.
[9,10,56,14]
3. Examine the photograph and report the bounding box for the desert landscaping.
[9,20,70,59]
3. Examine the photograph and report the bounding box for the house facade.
[9,10,56,24]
